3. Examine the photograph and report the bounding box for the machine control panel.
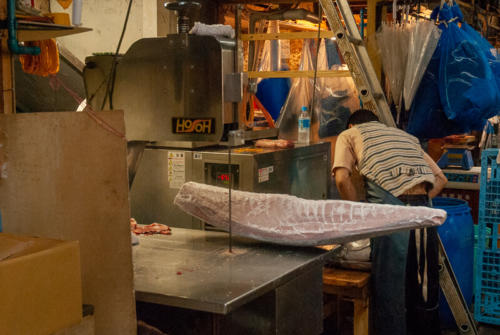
[205,163,240,189]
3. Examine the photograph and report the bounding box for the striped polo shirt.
[356,122,435,197]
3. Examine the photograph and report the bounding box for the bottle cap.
[301,106,307,112]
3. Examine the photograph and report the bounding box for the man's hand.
[422,152,448,198]
[428,172,448,199]
[334,167,358,201]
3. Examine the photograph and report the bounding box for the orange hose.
[253,96,275,128]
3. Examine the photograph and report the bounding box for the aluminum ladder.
[318,0,395,127]
[438,237,479,334]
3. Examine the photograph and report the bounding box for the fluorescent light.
[76,99,87,112]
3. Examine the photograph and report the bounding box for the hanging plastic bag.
[314,39,359,139]
[450,3,500,90]
[255,22,291,121]
[450,4,492,56]
[278,39,358,141]
[460,22,500,90]
[277,40,314,141]
[407,44,468,140]
[436,3,500,131]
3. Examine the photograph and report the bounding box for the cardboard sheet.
[0,233,82,335]
[0,235,32,261]
[0,111,136,335]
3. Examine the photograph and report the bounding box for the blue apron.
[366,180,440,335]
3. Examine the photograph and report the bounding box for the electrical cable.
[100,0,134,111]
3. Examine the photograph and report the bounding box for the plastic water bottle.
[72,0,83,26]
[298,106,310,145]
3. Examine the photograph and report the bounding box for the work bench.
[133,228,340,334]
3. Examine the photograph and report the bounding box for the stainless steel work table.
[133,227,340,334]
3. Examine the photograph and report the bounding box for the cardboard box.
[0,233,82,335]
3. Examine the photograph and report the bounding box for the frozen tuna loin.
[174,182,447,246]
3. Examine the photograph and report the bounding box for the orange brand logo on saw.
[173,118,215,134]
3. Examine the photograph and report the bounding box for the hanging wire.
[100,0,134,111]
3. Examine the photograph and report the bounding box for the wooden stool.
[323,268,371,335]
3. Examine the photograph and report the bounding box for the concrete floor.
[479,325,500,335]
[442,324,500,335]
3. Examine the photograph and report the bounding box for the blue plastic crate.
[475,149,500,324]
[475,249,500,323]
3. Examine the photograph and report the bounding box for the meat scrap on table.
[130,218,172,235]
[254,139,294,149]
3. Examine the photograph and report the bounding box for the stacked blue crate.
[475,149,500,324]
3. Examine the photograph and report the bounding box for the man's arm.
[423,152,448,198]
[333,130,359,201]
[335,167,358,201]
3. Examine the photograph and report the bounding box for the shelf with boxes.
[13,0,91,42]
[16,20,91,42]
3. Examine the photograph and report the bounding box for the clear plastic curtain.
[276,40,315,140]
[376,22,411,116]
[278,39,359,141]
[255,22,291,121]
[312,39,359,141]
[403,21,442,110]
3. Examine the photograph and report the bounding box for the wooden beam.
[241,31,335,40]
[218,0,315,3]
[17,26,92,42]
[0,36,14,114]
[366,0,383,80]
[0,0,14,114]
[0,0,5,21]
[456,0,473,9]
[224,15,326,32]
[246,70,351,78]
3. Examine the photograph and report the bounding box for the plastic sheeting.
[376,22,411,112]
[314,40,359,138]
[255,22,291,121]
[276,40,315,141]
[403,21,442,110]
[277,39,358,141]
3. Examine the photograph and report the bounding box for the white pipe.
[72,0,82,26]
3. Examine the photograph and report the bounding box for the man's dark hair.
[346,109,379,128]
